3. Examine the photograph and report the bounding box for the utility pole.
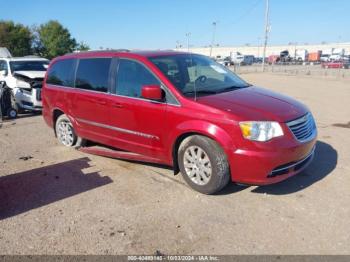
[176,40,180,50]
[185,32,191,52]
[209,22,217,58]
[262,0,270,72]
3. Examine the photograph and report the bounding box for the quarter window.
[46,59,76,87]
[116,59,160,98]
[75,58,111,93]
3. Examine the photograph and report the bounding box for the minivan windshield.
[10,60,49,73]
[149,54,250,97]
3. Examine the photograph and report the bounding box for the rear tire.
[178,135,230,194]
[55,114,78,147]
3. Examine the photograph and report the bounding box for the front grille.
[286,113,316,142]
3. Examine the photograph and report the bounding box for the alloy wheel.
[57,120,75,146]
[183,146,212,185]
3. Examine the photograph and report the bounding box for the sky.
[2,0,350,50]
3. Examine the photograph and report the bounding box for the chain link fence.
[231,63,350,79]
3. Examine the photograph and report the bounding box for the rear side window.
[47,59,75,87]
[116,59,160,98]
[75,58,111,93]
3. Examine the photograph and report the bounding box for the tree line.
[0,20,90,59]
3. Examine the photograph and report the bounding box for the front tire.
[10,92,23,114]
[7,108,17,119]
[178,135,230,194]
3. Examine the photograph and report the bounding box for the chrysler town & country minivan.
[42,50,317,194]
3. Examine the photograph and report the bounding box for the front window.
[115,59,160,98]
[149,54,250,97]
[10,60,49,73]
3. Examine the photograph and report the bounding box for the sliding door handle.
[112,103,124,108]
[86,98,107,105]
[96,100,107,105]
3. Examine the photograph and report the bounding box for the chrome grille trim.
[286,113,317,142]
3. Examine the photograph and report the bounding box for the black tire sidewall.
[178,135,230,194]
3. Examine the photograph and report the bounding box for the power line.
[181,0,263,48]
[231,0,262,26]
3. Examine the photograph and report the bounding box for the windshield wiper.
[183,90,217,96]
[217,84,251,94]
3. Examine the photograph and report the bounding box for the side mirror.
[0,70,8,77]
[141,85,164,101]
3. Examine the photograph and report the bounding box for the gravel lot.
[0,73,349,255]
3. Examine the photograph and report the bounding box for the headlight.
[16,79,31,88]
[239,121,284,142]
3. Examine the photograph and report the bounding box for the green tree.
[36,20,77,59]
[76,41,90,51]
[0,20,32,56]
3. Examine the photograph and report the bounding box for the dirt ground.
[0,73,349,255]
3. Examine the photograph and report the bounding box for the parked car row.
[214,52,255,66]
[268,48,349,64]
[321,60,349,69]
[213,47,349,67]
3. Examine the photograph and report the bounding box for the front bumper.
[14,88,42,111]
[229,137,317,185]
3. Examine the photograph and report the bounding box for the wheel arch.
[171,121,236,175]
[52,108,65,136]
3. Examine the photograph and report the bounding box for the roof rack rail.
[23,55,42,58]
[65,49,130,56]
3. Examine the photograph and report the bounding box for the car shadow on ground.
[218,141,337,195]
[0,157,112,220]
[0,112,41,125]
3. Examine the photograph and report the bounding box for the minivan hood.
[13,71,46,79]
[196,86,308,122]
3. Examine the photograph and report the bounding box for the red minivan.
[42,50,317,194]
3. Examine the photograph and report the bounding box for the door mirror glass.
[141,85,164,101]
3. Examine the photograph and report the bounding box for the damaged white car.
[0,55,49,112]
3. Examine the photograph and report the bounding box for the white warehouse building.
[178,42,350,58]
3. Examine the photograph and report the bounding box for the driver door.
[107,58,170,160]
